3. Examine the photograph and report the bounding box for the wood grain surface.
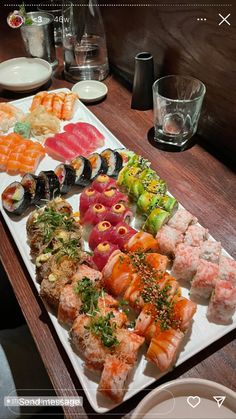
[0,6,236,418]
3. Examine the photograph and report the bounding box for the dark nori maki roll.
[38,171,60,201]
[54,164,76,194]
[88,153,108,179]
[101,148,123,177]
[71,156,92,186]
[21,173,45,205]
[2,181,31,215]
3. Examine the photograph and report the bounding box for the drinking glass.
[20,11,58,67]
[153,75,206,147]
[38,0,63,45]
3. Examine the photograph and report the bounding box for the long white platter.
[0,89,235,413]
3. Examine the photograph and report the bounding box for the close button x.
[219,13,231,26]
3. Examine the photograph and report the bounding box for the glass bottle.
[62,0,109,81]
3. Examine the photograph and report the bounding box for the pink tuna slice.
[44,136,76,162]
[64,122,105,148]
[60,132,84,155]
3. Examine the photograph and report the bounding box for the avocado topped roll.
[146,178,167,195]
[143,208,170,236]
[128,179,145,200]
[158,195,178,214]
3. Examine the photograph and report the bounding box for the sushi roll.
[167,208,198,233]
[112,222,137,250]
[158,195,178,214]
[117,166,141,189]
[21,173,45,205]
[143,208,170,236]
[146,179,167,195]
[88,152,108,179]
[128,179,145,201]
[115,148,134,167]
[184,224,208,247]
[99,187,128,207]
[38,170,60,201]
[105,203,133,226]
[137,192,160,215]
[54,164,76,194]
[92,242,119,271]
[71,156,92,186]
[88,220,113,250]
[91,174,117,193]
[79,187,101,217]
[125,231,160,253]
[207,280,236,324]
[156,225,184,257]
[101,148,123,177]
[2,181,31,215]
[138,168,159,182]
[172,244,200,282]
[217,256,236,286]
[190,260,219,300]
[200,240,221,264]
[82,203,108,227]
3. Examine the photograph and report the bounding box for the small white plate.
[131,378,236,419]
[0,57,52,92]
[71,80,108,103]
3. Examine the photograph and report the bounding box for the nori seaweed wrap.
[2,181,31,215]
[71,156,92,186]
[54,164,76,194]
[38,171,60,201]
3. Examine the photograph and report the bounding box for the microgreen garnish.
[87,312,119,348]
[74,277,101,316]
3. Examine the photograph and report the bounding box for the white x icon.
[219,13,231,26]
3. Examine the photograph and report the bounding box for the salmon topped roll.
[167,208,198,233]
[190,260,219,300]
[125,231,160,253]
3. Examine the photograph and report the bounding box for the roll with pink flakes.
[218,256,236,286]
[207,280,236,324]
[156,225,184,257]
[184,224,208,247]
[190,260,219,299]
[200,240,221,264]
[172,244,200,282]
[167,208,198,233]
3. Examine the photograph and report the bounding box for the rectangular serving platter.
[0,88,235,413]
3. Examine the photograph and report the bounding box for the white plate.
[71,80,108,102]
[0,89,235,413]
[0,57,52,92]
[131,378,236,418]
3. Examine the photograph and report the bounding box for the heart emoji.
[187,396,201,408]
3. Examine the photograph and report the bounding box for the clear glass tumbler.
[153,75,206,146]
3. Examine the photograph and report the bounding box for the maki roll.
[117,166,141,188]
[82,203,107,227]
[137,192,159,215]
[38,171,60,201]
[2,181,31,215]
[91,174,117,193]
[138,168,159,182]
[128,179,145,201]
[88,220,113,250]
[115,148,134,167]
[54,164,76,194]
[99,187,128,207]
[105,203,133,226]
[88,152,108,179]
[158,195,178,214]
[143,208,170,236]
[101,148,123,177]
[71,156,92,186]
[125,231,159,253]
[146,179,167,195]
[79,187,101,217]
[112,222,137,250]
[92,242,119,271]
[21,173,45,205]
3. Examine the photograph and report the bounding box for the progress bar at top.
[3,3,233,7]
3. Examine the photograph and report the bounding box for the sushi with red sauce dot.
[82,203,108,227]
[91,174,117,193]
[99,187,128,207]
[112,222,137,250]
[92,242,119,271]
[105,203,133,226]
[79,187,101,217]
[88,220,113,250]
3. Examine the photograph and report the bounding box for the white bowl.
[71,80,108,103]
[0,57,52,92]
[131,378,236,419]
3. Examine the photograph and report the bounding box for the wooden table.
[0,25,235,419]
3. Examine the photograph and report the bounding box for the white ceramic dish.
[131,378,236,419]
[0,57,52,92]
[0,89,235,413]
[71,80,108,102]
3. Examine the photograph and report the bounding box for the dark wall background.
[101,0,236,159]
